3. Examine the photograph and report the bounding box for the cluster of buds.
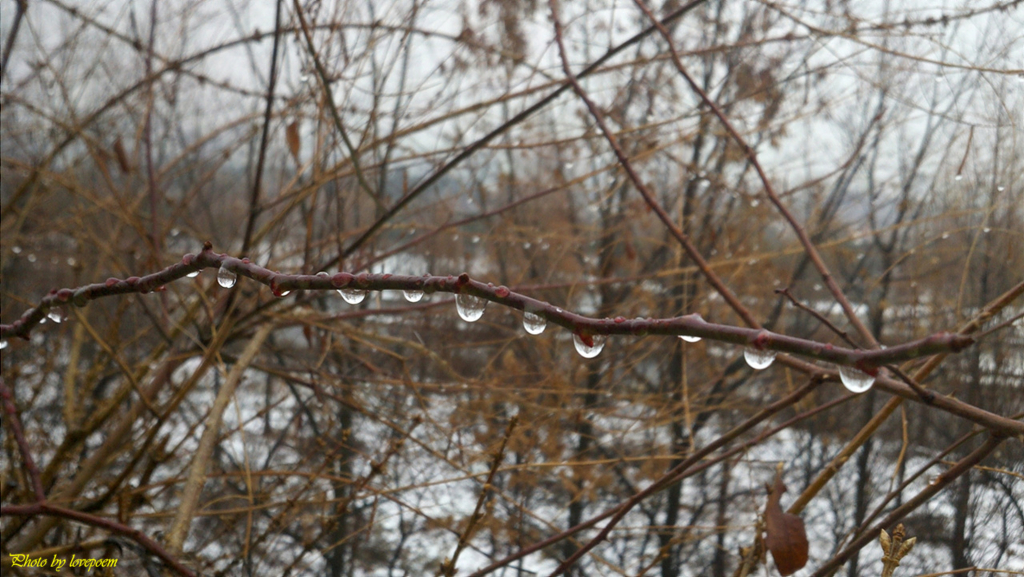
[879,524,916,577]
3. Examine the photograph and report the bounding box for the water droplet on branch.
[523,312,546,335]
[47,306,67,324]
[403,290,424,303]
[0,340,8,350]
[455,294,487,322]
[839,365,875,393]
[744,347,776,370]
[186,270,200,278]
[679,335,701,343]
[573,333,605,358]
[217,266,237,288]
[339,288,367,304]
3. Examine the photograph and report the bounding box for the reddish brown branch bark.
[0,376,45,502]
[0,244,975,371]
[1,502,197,577]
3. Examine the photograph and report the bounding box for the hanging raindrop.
[523,312,547,335]
[338,288,367,304]
[217,265,237,288]
[403,289,424,303]
[743,347,776,370]
[839,365,875,393]
[0,339,8,350]
[573,333,605,358]
[455,293,487,322]
[954,174,963,181]
[679,335,701,343]
[186,270,200,278]
[47,306,67,324]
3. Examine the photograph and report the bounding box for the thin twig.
[775,287,862,349]
[0,376,46,502]
[241,0,285,255]
[1,378,195,576]
[788,279,1024,515]
[971,308,1024,341]
[0,0,28,82]
[440,417,518,576]
[326,0,711,267]
[633,0,880,349]
[850,429,984,547]
[142,0,161,264]
[1,502,196,577]
[291,0,384,214]
[548,0,761,329]
[808,434,1004,577]
[469,376,824,577]
[776,287,935,403]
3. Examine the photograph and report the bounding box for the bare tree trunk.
[328,401,355,577]
[711,462,732,577]
[846,390,875,577]
[562,371,599,577]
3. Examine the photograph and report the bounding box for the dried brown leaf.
[764,469,809,576]
[286,120,301,164]
[113,137,132,174]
